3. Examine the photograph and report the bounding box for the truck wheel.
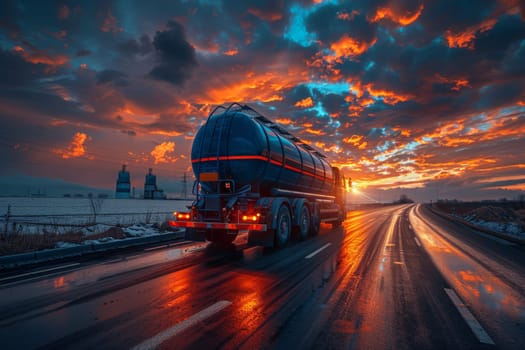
[310,206,320,236]
[296,205,310,240]
[275,205,291,248]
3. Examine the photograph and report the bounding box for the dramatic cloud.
[0,0,523,201]
[150,141,176,164]
[149,21,198,86]
[56,132,92,159]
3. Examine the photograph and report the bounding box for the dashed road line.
[305,243,332,259]
[131,300,232,350]
[444,288,495,345]
[413,236,422,247]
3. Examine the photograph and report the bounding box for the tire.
[296,204,310,240]
[331,207,345,228]
[310,205,320,236]
[274,204,291,248]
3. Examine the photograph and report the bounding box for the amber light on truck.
[241,213,260,222]
[174,212,191,220]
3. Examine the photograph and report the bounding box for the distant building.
[144,168,166,199]
[115,164,131,199]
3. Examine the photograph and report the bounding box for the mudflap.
[248,230,274,247]
[185,228,206,242]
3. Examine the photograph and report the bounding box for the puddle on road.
[1,241,210,307]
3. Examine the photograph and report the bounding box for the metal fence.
[1,208,174,234]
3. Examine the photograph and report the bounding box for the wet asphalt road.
[0,204,523,349]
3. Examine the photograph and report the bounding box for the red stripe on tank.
[193,155,328,182]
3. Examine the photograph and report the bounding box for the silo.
[143,168,166,199]
[115,165,131,198]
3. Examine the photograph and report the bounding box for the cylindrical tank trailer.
[170,103,347,247]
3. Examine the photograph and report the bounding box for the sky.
[0,0,524,202]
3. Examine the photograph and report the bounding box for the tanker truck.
[169,103,348,247]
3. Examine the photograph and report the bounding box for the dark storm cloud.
[321,93,348,115]
[419,0,496,34]
[475,14,525,61]
[0,49,45,86]
[0,87,91,121]
[0,1,20,33]
[306,3,378,43]
[117,35,153,56]
[0,0,523,199]
[475,81,524,110]
[96,69,128,86]
[148,21,198,86]
[142,113,194,134]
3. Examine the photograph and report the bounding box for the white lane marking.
[413,236,422,247]
[144,245,168,252]
[444,288,495,345]
[131,300,232,350]
[305,243,332,259]
[0,263,80,283]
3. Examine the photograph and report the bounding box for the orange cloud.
[445,19,496,49]
[304,127,325,136]
[223,48,239,56]
[393,127,411,137]
[276,118,293,125]
[370,4,424,26]
[150,130,184,137]
[57,132,92,159]
[198,69,306,104]
[151,141,177,164]
[434,74,471,92]
[247,8,282,21]
[13,45,68,73]
[295,97,314,108]
[329,34,376,60]
[365,84,412,104]
[452,79,471,91]
[343,135,368,150]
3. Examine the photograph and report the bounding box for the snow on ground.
[123,224,164,237]
[453,206,525,239]
[81,224,115,236]
[463,219,524,238]
[0,197,192,234]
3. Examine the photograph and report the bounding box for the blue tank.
[191,104,335,197]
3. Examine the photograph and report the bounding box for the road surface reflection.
[410,205,525,322]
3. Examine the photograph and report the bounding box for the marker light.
[242,214,259,222]
[176,212,191,220]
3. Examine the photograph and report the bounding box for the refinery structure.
[115,165,165,199]
[115,165,131,198]
[143,168,166,199]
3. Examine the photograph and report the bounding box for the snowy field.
[0,197,193,234]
